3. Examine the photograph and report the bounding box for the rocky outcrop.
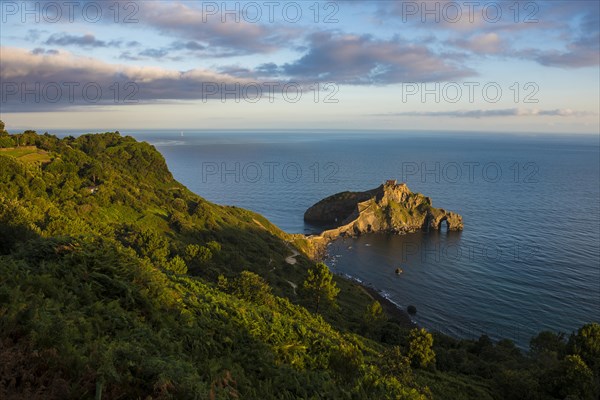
[305,181,463,245]
[303,187,379,226]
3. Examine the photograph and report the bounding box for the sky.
[0,0,599,134]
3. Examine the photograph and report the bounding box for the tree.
[184,244,200,261]
[494,369,540,400]
[365,301,385,323]
[407,328,435,368]
[164,256,188,274]
[329,342,364,382]
[20,130,38,146]
[0,136,15,148]
[302,263,340,313]
[544,355,595,400]
[229,271,274,306]
[206,240,221,253]
[82,161,104,185]
[0,120,7,135]
[530,330,566,357]
[568,323,600,374]
[380,346,412,383]
[197,246,212,262]
[363,301,386,337]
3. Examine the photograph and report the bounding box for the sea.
[123,130,600,347]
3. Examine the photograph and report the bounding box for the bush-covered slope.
[0,236,432,399]
[0,127,598,399]
[0,131,432,399]
[0,130,389,331]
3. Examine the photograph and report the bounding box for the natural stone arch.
[428,211,463,231]
[439,216,449,232]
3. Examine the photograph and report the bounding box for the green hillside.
[0,124,598,399]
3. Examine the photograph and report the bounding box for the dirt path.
[286,280,298,294]
[285,249,300,265]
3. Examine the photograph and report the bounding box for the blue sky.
[0,0,598,133]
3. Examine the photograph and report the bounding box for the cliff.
[305,180,463,243]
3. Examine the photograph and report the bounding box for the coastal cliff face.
[305,181,463,243]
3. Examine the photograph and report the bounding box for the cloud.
[25,29,47,42]
[510,3,599,68]
[171,40,206,51]
[118,51,144,61]
[139,48,170,58]
[375,0,539,32]
[137,1,300,56]
[0,46,267,111]
[121,41,207,61]
[276,32,474,84]
[373,0,599,68]
[7,1,298,57]
[45,33,121,48]
[136,40,207,60]
[31,48,59,55]
[529,42,600,68]
[376,108,593,118]
[527,8,600,68]
[449,33,506,55]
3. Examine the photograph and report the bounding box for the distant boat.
[180,131,184,137]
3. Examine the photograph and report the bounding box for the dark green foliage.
[530,330,567,358]
[493,369,540,400]
[0,236,435,399]
[541,355,595,400]
[0,136,15,147]
[219,271,275,307]
[380,346,413,382]
[328,341,364,382]
[430,325,600,400]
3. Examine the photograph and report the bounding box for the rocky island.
[305,180,463,248]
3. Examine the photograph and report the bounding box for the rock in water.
[304,180,463,240]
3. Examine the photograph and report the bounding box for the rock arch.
[428,211,463,231]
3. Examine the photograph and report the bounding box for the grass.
[0,146,51,164]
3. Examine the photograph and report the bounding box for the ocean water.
[128,130,600,346]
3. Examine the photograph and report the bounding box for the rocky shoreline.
[303,181,464,328]
[359,281,416,328]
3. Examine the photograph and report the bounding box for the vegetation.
[0,146,51,164]
[0,122,598,399]
[301,262,340,313]
[364,301,386,327]
[408,329,436,369]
